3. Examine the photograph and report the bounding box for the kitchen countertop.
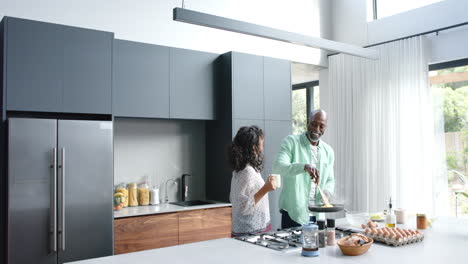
[114,202,232,218]
[69,217,468,264]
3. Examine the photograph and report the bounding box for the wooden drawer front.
[114,213,178,254]
[178,207,232,244]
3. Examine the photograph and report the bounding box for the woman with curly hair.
[228,125,278,236]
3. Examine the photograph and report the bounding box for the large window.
[372,0,443,20]
[430,60,468,218]
[292,81,319,135]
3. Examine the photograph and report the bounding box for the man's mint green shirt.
[273,133,335,225]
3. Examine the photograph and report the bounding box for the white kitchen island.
[68,217,468,264]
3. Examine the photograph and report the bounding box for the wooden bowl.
[337,236,373,256]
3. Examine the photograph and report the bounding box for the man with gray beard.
[273,109,335,228]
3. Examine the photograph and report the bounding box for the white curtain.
[323,36,449,215]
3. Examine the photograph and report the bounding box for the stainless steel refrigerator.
[7,118,113,264]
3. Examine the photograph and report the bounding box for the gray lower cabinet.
[113,40,170,118]
[170,48,218,120]
[4,17,112,114]
[231,52,264,120]
[264,57,292,121]
[63,27,113,114]
[263,120,292,231]
[6,17,63,112]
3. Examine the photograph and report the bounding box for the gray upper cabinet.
[6,17,63,112]
[170,48,217,120]
[264,57,291,121]
[231,52,264,120]
[63,27,113,114]
[5,17,112,114]
[232,119,265,138]
[113,40,170,118]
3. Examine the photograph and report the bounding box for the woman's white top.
[230,165,271,234]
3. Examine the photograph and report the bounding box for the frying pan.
[309,204,345,213]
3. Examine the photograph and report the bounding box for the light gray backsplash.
[114,118,206,203]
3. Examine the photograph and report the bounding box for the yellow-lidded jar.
[128,183,138,207]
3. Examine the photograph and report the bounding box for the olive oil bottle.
[386,197,396,228]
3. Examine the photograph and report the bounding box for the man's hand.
[304,164,320,185]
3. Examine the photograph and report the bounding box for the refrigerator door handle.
[50,148,57,253]
[59,147,66,251]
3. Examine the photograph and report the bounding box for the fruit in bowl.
[346,211,369,227]
[337,234,373,256]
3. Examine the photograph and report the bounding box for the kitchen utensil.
[346,211,369,226]
[309,204,345,213]
[316,184,331,206]
[337,236,373,256]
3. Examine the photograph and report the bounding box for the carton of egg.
[364,227,424,246]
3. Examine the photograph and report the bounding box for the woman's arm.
[254,176,276,204]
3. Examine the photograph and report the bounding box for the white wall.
[0,0,332,66]
[114,118,206,203]
[428,25,468,64]
[331,0,368,46]
[331,0,468,63]
[367,0,468,45]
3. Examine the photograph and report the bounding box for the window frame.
[292,80,319,121]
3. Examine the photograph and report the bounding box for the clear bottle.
[128,183,139,207]
[386,197,396,228]
[317,220,326,248]
[326,218,336,246]
[301,224,319,257]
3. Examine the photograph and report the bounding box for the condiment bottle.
[138,182,150,206]
[301,224,319,257]
[416,214,427,229]
[317,220,326,248]
[128,183,138,207]
[115,183,129,207]
[326,218,336,246]
[150,186,160,205]
[309,215,317,224]
[385,197,396,228]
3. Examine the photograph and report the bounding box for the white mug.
[270,174,281,189]
[395,208,406,224]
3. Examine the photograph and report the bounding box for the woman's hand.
[304,164,320,185]
[263,175,278,192]
[254,176,277,204]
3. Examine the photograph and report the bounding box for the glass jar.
[417,213,427,230]
[317,220,326,248]
[326,218,336,246]
[128,183,138,207]
[302,224,319,257]
[138,183,150,206]
[115,183,129,207]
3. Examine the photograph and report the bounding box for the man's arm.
[273,136,307,177]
